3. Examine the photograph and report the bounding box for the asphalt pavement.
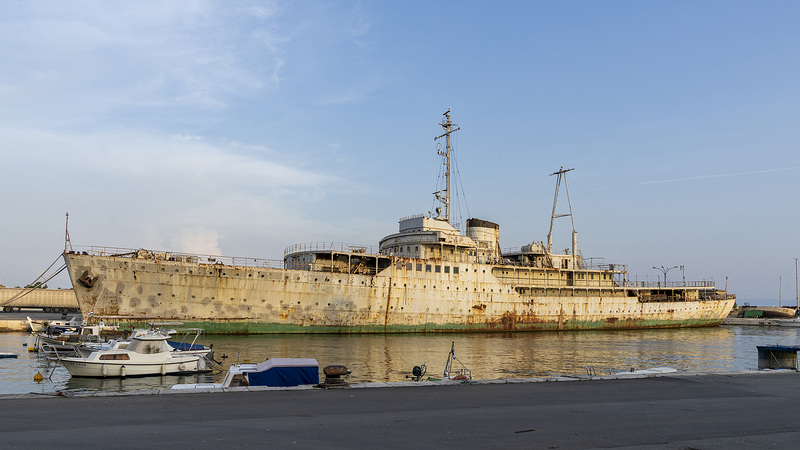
[1,371,798,449]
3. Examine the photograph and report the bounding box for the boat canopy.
[125,332,173,354]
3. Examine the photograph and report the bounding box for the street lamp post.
[653,265,679,286]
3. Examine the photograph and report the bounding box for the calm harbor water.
[1,325,798,395]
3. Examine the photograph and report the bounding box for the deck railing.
[621,280,715,288]
[283,242,377,257]
[67,246,285,269]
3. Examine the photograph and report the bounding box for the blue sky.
[1,1,798,305]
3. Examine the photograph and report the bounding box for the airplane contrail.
[639,166,800,185]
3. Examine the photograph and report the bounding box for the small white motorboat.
[60,330,208,378]
[74,328,212,358]
[27,315,84,333]
[34,322,121,359]
[614,367,678,376]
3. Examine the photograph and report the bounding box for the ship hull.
[63,251,735,334]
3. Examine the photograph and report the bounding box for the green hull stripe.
[114,318,725,334]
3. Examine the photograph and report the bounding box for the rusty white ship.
[63,110,735,334]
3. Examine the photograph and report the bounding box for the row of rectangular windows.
[396,262,460,274]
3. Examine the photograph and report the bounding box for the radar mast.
[433,108,459,225]
[547,166,577,258]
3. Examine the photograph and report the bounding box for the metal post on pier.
[795,258,798,310]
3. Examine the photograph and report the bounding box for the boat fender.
[42,321,49,328]
[179,363,187,371]
[161,364,167,375]
[120,365,126,377]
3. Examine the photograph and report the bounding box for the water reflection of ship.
[62,110,735,333]
[65,372,214,392]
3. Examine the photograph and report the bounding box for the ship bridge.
[379,215,502,264]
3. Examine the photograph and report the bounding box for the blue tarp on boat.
[246,358,319,387]
[167,341,207,351]
[757,345,800,370]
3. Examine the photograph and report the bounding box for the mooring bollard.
[320,365,350,388]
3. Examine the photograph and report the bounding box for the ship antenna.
[546,166,576,256]
[433,108,460,225]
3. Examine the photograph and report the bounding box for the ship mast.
[64,212,72,253]
[547,166,577,257]
[433,108,459,224]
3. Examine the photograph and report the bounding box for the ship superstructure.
[63,110,735,333]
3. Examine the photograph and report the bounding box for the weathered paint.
[63,251,735,335]
[109,317,726,334]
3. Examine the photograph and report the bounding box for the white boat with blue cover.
[172,358,319,389]
[60,330,208,377]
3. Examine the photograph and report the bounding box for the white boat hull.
[61,356,201,377]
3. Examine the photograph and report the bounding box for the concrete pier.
[723,317,800,327]
[1,371,799,448]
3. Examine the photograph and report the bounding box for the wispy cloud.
[0,1,286,126]
[639,166,800,185]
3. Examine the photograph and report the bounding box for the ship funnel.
[467,218,501,262]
